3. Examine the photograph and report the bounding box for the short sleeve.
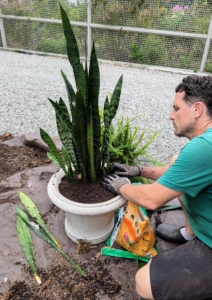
[157,137,212,197]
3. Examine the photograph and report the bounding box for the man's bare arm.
[140,154,178,181]
[141,165,169,181]
[119,181,182,210]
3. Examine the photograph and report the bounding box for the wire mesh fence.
[1,19,87,55]
[0,0,212,72]
[92,0,210,33]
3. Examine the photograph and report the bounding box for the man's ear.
[193,102,203,118]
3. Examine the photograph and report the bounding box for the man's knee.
[135,261,154,300]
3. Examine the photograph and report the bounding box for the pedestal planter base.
[48,169,127,245]
[65,213,114,244]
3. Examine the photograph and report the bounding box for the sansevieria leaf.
[49,98,72,132]
[87,106,96,182]
[17,216,42,284]
[40,128,65,170]
[88,42,101,175]
[108,75,123,125]
[72,89,88,179]
[39,128,71,180]
[19,191,61,248]
[102,96,110,166]
[62,147,73,180]
[47,152,60,166]
[61,70,76,113]
[60,4,87,101]
[60,4,81,86]
[16,206,86,277]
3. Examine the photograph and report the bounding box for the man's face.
[169,91,195,139]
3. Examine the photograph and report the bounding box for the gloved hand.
[113,162,142,178]
[101,174,131,195]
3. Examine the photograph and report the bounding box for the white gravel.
[0,50,191,165]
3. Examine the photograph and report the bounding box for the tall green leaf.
[60,4,81,86]
[87,106,96,182]
[101,96,110,167]
[62,147,73,180]
[88,42,101,175]
[84,40,89,84]
[40,128,66,173]
[60,4,87,101]
[61,70,76,113]
[53,105,81,175]
[72,139,84,176]
[49,98,72,132]
[16,206,86,277]
[108,75,123,124]
[46,152,60,166]
[72,89,88,179]
[17,216,41,284]
[19,191,61,248]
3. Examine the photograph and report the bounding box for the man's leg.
[139,239,212,300]
[157,154,195,243]
[135,260,154,300]
[178,195,195,238]
[169,154,194,237]
[156,194,195,243]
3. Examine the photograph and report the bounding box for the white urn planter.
[48,169,127,245]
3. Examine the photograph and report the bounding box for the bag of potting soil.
[102,201,157,261]
[114,201,157,258]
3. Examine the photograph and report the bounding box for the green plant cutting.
[19,191,61,248]
[17,216,42,285]
[40,3,123,183]
[16,191,86,280]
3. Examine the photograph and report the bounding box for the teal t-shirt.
[157,128,212,248]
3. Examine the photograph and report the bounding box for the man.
[101,75,212,300]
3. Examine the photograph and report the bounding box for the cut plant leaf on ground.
[16,192,86,278]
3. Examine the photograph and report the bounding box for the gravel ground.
[0,49,191,165]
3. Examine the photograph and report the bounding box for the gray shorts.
[150,238,212,300]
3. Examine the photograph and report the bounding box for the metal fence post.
[200,16,212,73]
[0,9,7,48]
[87,0,92,58]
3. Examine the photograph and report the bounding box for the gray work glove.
[101,174,131,195]
[113,162,142,178]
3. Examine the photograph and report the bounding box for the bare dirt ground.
[0,132,141,300]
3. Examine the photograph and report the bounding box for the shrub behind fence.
[0,0,212,72]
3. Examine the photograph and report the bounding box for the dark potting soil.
[59,176,116,204]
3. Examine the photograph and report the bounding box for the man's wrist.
[116,178,131,194]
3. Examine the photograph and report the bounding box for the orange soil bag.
[116,201,157,258]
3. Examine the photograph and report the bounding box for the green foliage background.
[1,0,212,71]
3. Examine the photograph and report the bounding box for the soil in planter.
[59,176,116,204]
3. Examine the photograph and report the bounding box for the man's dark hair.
[175,75,212,117]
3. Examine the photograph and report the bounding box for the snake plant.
[40,4,123,183]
